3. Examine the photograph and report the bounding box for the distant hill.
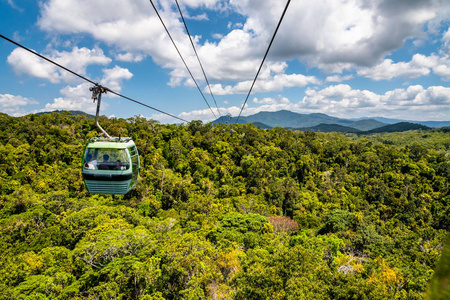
[349,119,386,131]
[365,122,431,133]
[295,123,362,133]
[214,110,445,133]
[36,110,95,119]
[354,117,450,128]
[420,121,450,128]
[214,110,373,129]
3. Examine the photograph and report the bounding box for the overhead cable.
[105,88,188,122]
[175,0,221,117]
[148,0,217,118]
[0,34,97,86]
[235,0,291,123]
[0,34,189,123]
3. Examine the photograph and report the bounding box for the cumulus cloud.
[29,1,304,86]
[210,73,319,95]
[247,95,295,112]
[7,48,61,84]
[432,56,450,80]
[358,54,438,80]
[7,0,447,122]
[166,84,450,123]
[55,0,226,86]
[149,106,219,123]
[299,84,450,120]
[35,0,449,85]
[326,75,354,82]
[100,66,133,92]
[300,85,380,113]
[383,85,450,106]
[184,12,208,21]
[7,0,23,12]
[179,107,219,121]
[38,0,190,79]
[192,30,282,82]
[253,97,278,105]
[443,28,450,51]
[0,94,39,116]
[43,66,133,113]
[233,0,445,71]
[356,53,450,81]
[42,82,97,113]
[115,52,144,62]
[7,46,111,83]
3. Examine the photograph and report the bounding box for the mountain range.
[34,110,449,133]
[213,110,449,133]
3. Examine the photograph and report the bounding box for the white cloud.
[253,97,277,105]
[7,46,111,83]
[38,0,187,76]
[185,13,208,21]
[100,66,133,92]
[250,95,295,110]
[443,28,450,51]
[12,31,23,42]
[42,66,133,113]
[30,1,312,86]
[169,84,450,123]
[35,0,450,87]
[358,54,438,80]
[212,33,224,39]
[383,85,450,106]
[0,94,39,116]
[230,0,446,72]
[300,84,380,112]
[7,0,23,12]
[4,0,450,124]
[432,56,450,80]
[299,84,450,120]
[115,52,144,62]
[179,107,218,120]
[210,73,319,95]
[148,83,450,123]
[325,74,354,82]
[178,0,226,10]
[195,29,278,82]
[0,94,36,108]
[7,48,61,83]
[151,95,296,123]
[42,82,97,113]
[424,86,450,105]
[356,53,450,81]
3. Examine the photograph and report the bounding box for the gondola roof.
[86,137,135,149]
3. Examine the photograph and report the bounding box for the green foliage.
[426,234,450,300]
[321,209,356,233]
[0,112,449,298]
[208,213,272,249]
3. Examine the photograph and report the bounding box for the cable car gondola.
[81,85,140,195]
[82,136,140,195]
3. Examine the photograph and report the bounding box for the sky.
[1,0,450,124]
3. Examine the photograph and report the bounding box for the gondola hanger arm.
[90,85,112,139]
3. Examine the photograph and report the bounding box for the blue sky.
[1,0,450,123]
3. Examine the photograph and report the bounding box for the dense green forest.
[0,112,449,299]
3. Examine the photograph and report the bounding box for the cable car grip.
[90,85,111,139]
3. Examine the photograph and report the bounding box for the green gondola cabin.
[81,137,140,195]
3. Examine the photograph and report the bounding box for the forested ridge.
[0,111,449,299]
